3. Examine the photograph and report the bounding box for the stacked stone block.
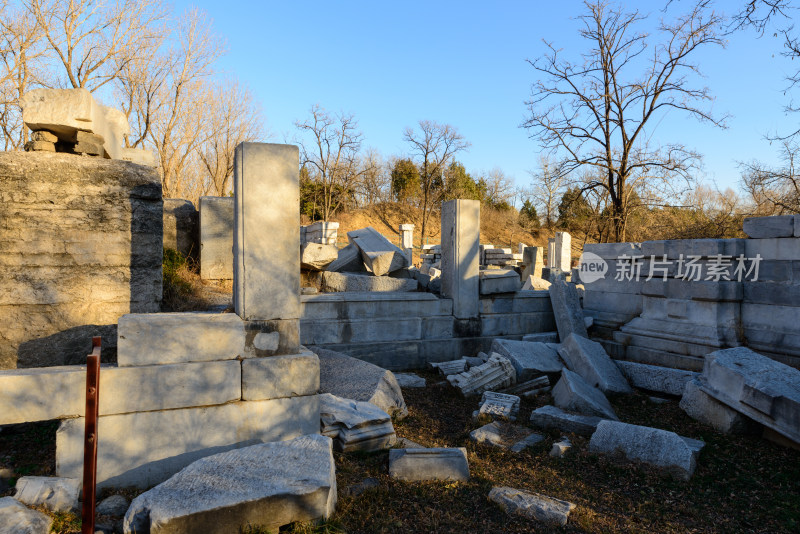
[302,221,339,245]
[420,244,442,272]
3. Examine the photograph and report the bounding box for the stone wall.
[0,152,162,368]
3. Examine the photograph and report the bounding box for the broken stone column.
[441,199,480,319]
[400,223,414,265]
[347,227,409,275]
[554,231,571,271]
[489,486,575,527]
[234,143,300,353]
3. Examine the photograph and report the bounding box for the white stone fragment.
[431,359,468,375]
[615,360,698,397]
[389,448,469,482]
[558,334,632,394]
[479,391,521,420]
[319,393,396,452]
[522,275,551,291]
[301,242,339,271]
[488,486,575,527]
[447,353,516,396]
[548,277,588,341]
[0,496,52,534]
[553,369,618,420]
[347,226,409,276]
[490,338,563,380]
[680,378,756,434]
[13,477,80,513]
[470,421,544,451]
[393,373,426,388]
[550,437,572,458]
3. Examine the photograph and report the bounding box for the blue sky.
[173,0,798,197]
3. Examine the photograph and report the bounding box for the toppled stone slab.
[488,486,575,527]
[431,359,468,375]
[0,496,52,534]
[553,369,618,420]
[319,394,396,452]
[490,339,563,380]
[529,405,603,436]
[743,215,795,238]
[326,243,365,272]
[522,276,551,291]
[701,347,800,444]
[394,373,426,388]
[558,334,632,394]
[479,269,521,295]
[680,378,757,434]
[123,435,336,534]
[470,421,543,452]
[500,376,550,396]
[301,243,339,271]
[478,391,521,420]
[548,277,588,341]
[522,332,559,343]
[347,226,409,276]
[389,448,469,482]
[616,361,698,397]
[321,271,417,292]
[316,348,408,418]
[448,353,516,396]
[588,421,704,480]
[550,437,572,458]
[14,476,80,513]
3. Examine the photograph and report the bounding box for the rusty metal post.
[81,336,101,534]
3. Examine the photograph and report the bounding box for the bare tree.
[403,120,469,245]
[355,148,390,207]
[523,1,726,241]
[739,140,800,214]
[481,168,516,207]
[295,104,368,221]
[527,155,567,228]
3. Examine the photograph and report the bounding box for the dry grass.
[161,248,232,312]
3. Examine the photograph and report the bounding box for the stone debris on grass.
[477,391,521,420]
[548,276,588,341]
[488,486,575,527]
[345,478,380,497]
[490,338,564,380]
[469,421,544,452]
[553,369,619,420]
[0,496,52,534]
[616,360,698,397]
[447,353,516,396]
[316,348,408,419]
[550,437,572,458]
[431,358,468,376]
[389,447,469,482]
[529,405,603,436]
[123,435,337,534]
[347,226,409,276]
[319,393,396,452]
[13,476,80,513]
[680,378,758,434]
[558,333,632,394]
[588,420,705,481]
[393,373,426,388]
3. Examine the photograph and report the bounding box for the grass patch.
[161,248,231,312]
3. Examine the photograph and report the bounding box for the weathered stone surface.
[346,226,408,276]
[319,393,395,452]
[24,140,55,152]
[554,231,572,271]
[479,269,521,295]
[0,496,52,533]
[616,360,698,396]
[199,196,234,280]
[553,369,618,420]
[316,348,408,418]
[393,373,426,388]
[548,277,588,342]
[0,152,162,369]
[522,332,559,343]
[558,334,632,394]
[550,437,572,458]
[96,494,130,518]
[163,198,198,259]
[14,476,80,513]
[389,448,469,482]
[301,242,339,271]
[490,339,563,380]
[57,396,320,490]
[448,353,516,396]
[325,243,365,272]
[500,375,550,396]
[479,391,521,420]
[522,275,551,291]
[680,378,756,434]
[529,405,602,436]
[431,359,468,375]
[441,199,480,318]
[322,271,417,292]
[521,246,544,280]
[117,312,245,366]
[743,215,795,238]
[123,435,336,534]
[470,421,543,451]
[31,130,58,143]
[488,486,575,527]
[588,421,704,480]
[242,352,320,401]
[701,347,799,442]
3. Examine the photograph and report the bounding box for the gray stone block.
[96,494,130,518]
[743,215,795,238]
[242,353,320,401]
[490,339,563,379]
[479,391,521,420]
[548,277,588,341]
[346,226,408,276]
[529,405,602,436]
[325,243,366,272]
[389,448,469,482]
[488,486,575,526]
[301,242,339,271]
[394,373,426,388]
[0,496,52,533]
[469,421,543,451]
[123,435,336,534]
[14,476,80,513]
[680,378,756,434]
[199,196,234,280]
[441,199,480,318]
[233,143,300,322]
[163,198,198,259]
[615,360,698,396]
[558,334,632,394]
[553,369,618,420]
[479,269,521,295]
[321,271,417,292]
[588,420,704,480]
[448,353,516,396]
[522,332,559,343]
[117,312,245,366]
[56,396,320,490]
[319,393,396,452]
